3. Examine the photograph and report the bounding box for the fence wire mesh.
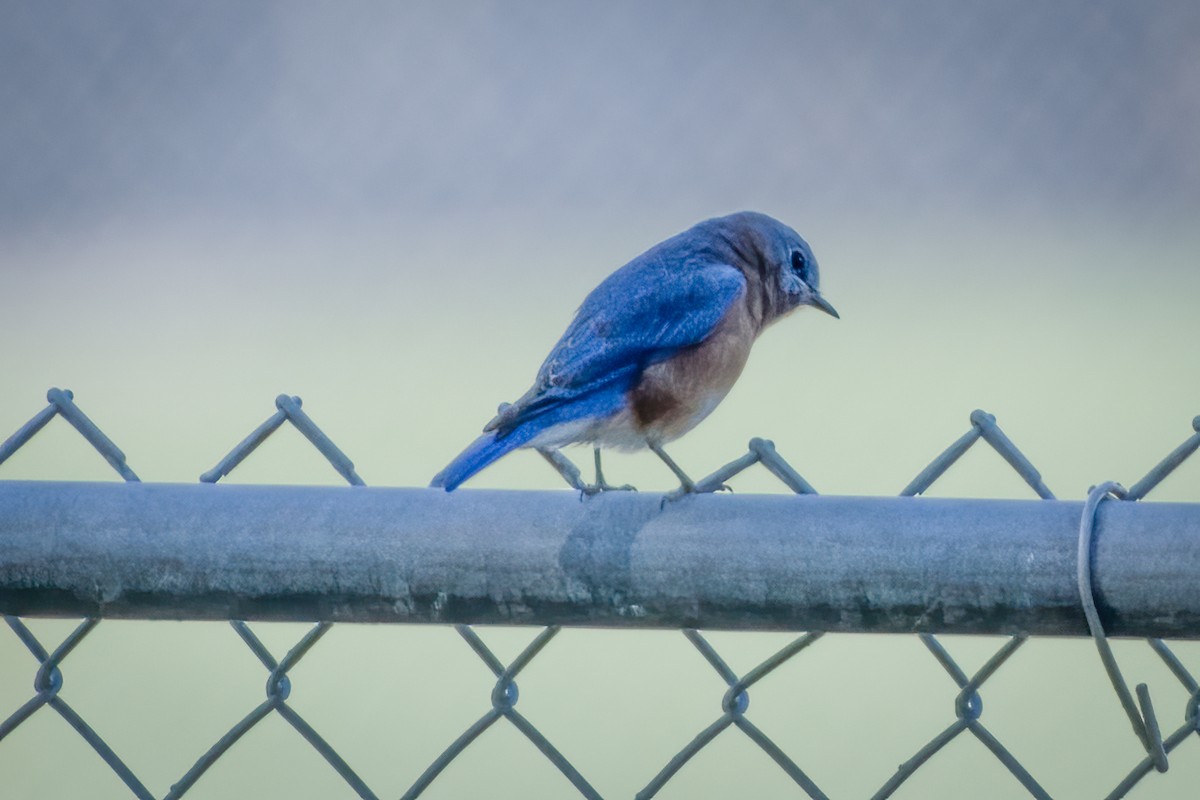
[1,388,1198,799]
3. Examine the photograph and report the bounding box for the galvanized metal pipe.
[0,480,1196,637]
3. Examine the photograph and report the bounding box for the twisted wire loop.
[200,394,365,485]
[402,625,602,800]
[638,629,828,800]
[0,617,156,799]
[878,410,1053,798]
[167,621,380,800]
[873,635,1047,799]
[1100,417,1200,797]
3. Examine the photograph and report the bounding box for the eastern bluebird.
[431,211,837,494]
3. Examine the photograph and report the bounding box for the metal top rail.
[1,480,1197,637]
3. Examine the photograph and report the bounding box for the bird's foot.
[581,479,637,496]
[660,479,733,506]
[649,442,733,506]
[577,447,637,496]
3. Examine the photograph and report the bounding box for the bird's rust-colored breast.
[629,295,760,442]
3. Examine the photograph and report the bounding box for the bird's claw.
[579,481,638,497]
[660,480,732,507]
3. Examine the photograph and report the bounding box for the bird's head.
[777,232,838,320]
[721,212,839,322]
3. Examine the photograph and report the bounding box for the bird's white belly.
[525,407,646,451]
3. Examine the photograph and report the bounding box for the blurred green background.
[1,2,1198,797]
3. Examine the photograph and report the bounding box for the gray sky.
[3,1,1199,243]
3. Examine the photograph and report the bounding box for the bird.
[430,211,838,494]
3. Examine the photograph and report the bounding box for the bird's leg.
[591,447,636,493]
[537,447,589,492]
[538,447,635,495]
[651,442,730,503]
[650,442,700,503]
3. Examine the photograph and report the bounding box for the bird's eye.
[790,250,808,281]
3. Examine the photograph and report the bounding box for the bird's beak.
[811,293,839,319]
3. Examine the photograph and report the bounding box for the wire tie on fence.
[1077,481,1168,772]
[1136,684,1164,755]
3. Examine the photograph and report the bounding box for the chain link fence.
[1,388,1198,799]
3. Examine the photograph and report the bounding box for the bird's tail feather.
[431,387,630,491]
[430,425,541,491]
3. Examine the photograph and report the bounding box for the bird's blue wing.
[497,257,746,430]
